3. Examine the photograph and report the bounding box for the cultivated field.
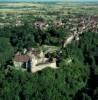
[0,2,98,26]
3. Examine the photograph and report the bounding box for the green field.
[0,2,98,15]
[0,2,98,25]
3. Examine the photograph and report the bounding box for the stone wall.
[31,62,57,73]
[13,61,23,70]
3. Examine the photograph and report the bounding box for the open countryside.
[0,0,98,100]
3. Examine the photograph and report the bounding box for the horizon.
[0,0,98,2]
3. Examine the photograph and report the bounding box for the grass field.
[0,2,98,25]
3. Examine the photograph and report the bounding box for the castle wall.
[31,62,57,73]
[14,61,23,69]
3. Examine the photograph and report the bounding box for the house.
[34,21,49,30]
[13,54,31,70]
[15,20,24,27]
[53,20,64,27]
[0,23,10,28]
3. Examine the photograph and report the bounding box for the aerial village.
[0,2,98,73]
[8,14,98,73]
[1,2,98,100]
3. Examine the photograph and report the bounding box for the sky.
[0,0,98,2]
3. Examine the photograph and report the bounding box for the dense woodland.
[0,22,98,100]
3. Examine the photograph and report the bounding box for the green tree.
[0,37,14,66]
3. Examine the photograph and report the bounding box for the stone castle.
[13,48,57,73]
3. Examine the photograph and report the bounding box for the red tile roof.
[14,54,30,62]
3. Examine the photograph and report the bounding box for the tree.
[10,25,36,50]
[0,37,14,66]
[58,57,89,98]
